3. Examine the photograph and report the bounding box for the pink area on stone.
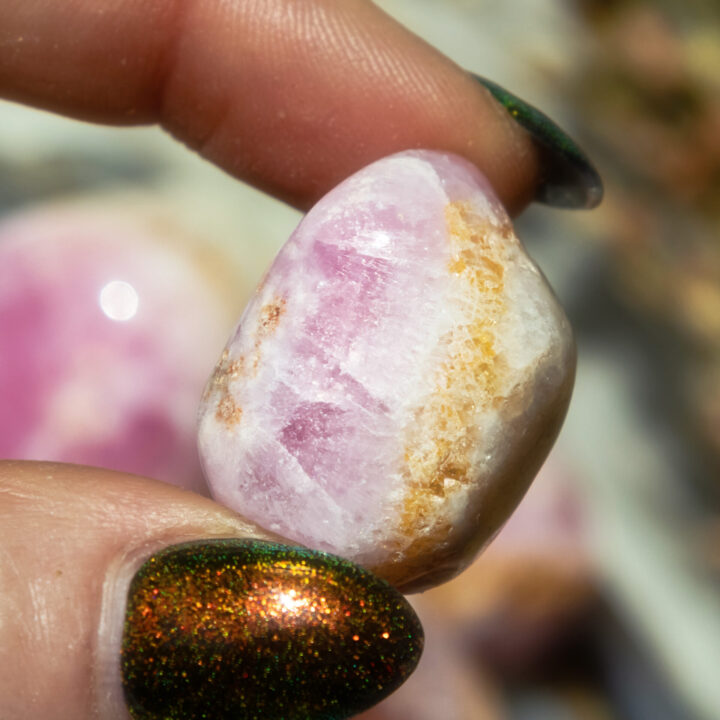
[209,156,455,540]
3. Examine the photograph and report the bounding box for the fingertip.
[159,0,542,214]
[0,0,543,215]
[110,539,423,720]
[0,463,422,719]
[0,461,277,719]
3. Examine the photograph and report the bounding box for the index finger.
[1,0,545,213]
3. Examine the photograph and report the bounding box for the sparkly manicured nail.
[121,539,423,720]
[473,74,603,209]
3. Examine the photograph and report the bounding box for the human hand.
[0,1,601,718]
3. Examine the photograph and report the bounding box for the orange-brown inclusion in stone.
[206,298,286,427]
[206,350,244,427]
[251,297,287,373]
[398,202,509,542]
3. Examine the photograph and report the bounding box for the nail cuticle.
[117,538,423,720]
[94,533,257,720]
[95,541,167,720]
[472,73,604,209]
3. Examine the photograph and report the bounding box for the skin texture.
[0,461,279,720]
[0,1,553,717]
[0,0,540,214]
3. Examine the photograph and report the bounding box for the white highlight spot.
[99,280,139,321]
[276,589,308,614]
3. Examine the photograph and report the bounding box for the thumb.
[0,460,422,720]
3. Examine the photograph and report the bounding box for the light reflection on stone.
[0,203,237,495]
[99,280,139,322]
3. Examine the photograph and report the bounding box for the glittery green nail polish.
[121,539,423,720]
[473,75,603,209]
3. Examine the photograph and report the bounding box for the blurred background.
[1,0,719,718]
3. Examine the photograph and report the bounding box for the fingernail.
[121,539,424,720]
[473,74,603,209]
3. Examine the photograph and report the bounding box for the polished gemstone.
[198,151,575,591]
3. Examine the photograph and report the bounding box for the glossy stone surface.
[0,205,233,494]
[198,151,575,590]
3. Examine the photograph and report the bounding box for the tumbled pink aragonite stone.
[198,150,575,591]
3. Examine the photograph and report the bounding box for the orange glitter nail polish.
[121,539,423,720]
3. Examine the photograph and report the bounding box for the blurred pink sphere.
[0,204,234,494]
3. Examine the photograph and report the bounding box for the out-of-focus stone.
[198,150,575,590]
[0,203,233,494]
[420,456,595,678]
[354,596,503,720]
